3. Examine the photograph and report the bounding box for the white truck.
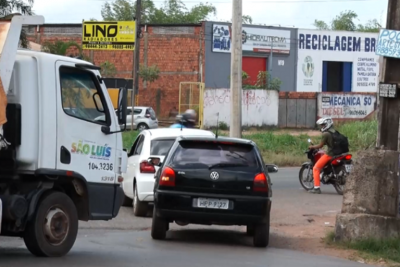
[0,15,128,257]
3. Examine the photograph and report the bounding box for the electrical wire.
[82,0,382,3]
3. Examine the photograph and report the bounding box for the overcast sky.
[32,0,387,29]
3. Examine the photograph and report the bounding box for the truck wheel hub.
[44,208,69,245]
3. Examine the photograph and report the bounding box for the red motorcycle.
[299,139,353,195]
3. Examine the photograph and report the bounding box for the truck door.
[55,61,118,220]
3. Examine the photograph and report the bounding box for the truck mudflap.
[112,186,124,217]
[0,198,2,234]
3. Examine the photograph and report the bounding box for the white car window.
[150,139,176,156]
[134,135,145,155]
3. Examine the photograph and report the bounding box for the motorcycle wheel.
[333,165,347,195]
[299,165,314,191]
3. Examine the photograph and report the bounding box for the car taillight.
[253,173,268,192]
[140,161,155,173]
[159,167,175,187]
[345,154,352,160]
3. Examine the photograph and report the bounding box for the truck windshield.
[60,67,107,124]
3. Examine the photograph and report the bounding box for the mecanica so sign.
[82,21,136,50]
[296,29,379,93]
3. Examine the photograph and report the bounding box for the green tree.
[101,0,216,23]
[313,10,381,32]
[100,61,117,77]
[242,15,253,24]
[0,0,34,48]
[41,40,90,61]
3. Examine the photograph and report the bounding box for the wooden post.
[377,0,400,151]
[131,0,141,131]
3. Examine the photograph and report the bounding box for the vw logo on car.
[210,171,219,180]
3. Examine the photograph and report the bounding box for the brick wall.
[25,23,205,119]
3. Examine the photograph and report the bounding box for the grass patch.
[325,230,400,265]
[121,120,378,167]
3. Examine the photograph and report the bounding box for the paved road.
[0,229,370,267]
[0,168,366,267]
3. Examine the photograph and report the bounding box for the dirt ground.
[271,212,387,266]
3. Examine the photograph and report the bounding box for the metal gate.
[179,82,205,129]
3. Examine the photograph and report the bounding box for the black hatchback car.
[147,135,277,247]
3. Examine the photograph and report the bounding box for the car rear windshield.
[146,108,157,119]
[170,140,259,168]
[150,139,176,156]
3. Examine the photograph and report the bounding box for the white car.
[122,128,215,216]
[93,106,158,131]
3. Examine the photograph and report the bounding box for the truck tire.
[23,191,78,257]
[122,195,132,207]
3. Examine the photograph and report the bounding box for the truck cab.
[0,15,128,257]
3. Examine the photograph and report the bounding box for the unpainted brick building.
[25,23,205,119]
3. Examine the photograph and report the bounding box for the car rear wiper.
[226,151,248,162]
[208,163,248,170]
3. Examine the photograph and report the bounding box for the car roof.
[177,135,255,145]
[142,128,215,139]
[128,106,150,109]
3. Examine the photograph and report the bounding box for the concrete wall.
[204,21,298,92]
[203,89,279,127]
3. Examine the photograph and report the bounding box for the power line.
[82,0,382,2]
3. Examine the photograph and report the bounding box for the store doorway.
[322,61,352,92]
[242,57,267,86]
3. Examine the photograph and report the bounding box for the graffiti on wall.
[204,89,272,107]
[203,89,279,127]
[318,93,377,119]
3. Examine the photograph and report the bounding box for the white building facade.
[296,29,380,93]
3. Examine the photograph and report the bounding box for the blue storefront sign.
[376,29,400,58]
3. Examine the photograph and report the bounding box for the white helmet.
[316,117,333,132]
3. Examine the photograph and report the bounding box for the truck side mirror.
[116,87,127,125]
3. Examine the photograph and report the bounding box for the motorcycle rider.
[170,109,197,128]
[308,117,336,194]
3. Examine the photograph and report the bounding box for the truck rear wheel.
[23,191,78,257]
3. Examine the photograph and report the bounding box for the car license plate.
[196,198,229,210]
[345,164,353,172]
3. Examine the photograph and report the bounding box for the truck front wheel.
[23,191,79,257]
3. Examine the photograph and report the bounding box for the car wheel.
[246,225,254,236]
[133,183,148,217]
[151,208,168,240]
[137,123,149,131]
[23,191,78,257]
[253,213,270,248]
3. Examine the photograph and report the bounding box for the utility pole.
[376,0,400,150]
[229,0,243,138]
[268,40,273,89]
[131,0,142,131]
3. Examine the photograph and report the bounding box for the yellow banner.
[82,21,136,50]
